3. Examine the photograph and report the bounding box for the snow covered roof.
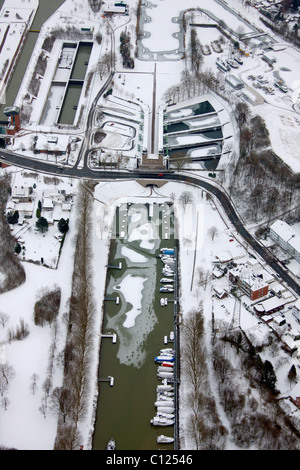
[270,219,295,241]
[270,219,300,253]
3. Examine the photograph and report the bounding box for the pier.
[98,376,114,386]
[107,262,122,269]
[104,296,120,305]
[101,333,117,343]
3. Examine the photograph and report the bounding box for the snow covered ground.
[1,0,300,450]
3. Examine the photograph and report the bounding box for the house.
[254,296,288,315]
[269,220,300,263]
[229,263,269,300]
[11,185,31,202]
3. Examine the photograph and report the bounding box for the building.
[254,296,288,315]
[225,75,245,90]
[229,263,269,300]
[269,219,300,263]
[262,52,276,64]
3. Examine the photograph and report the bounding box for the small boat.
[157,371,174,379]
[160,298,168,306]
[157,406,174,414]
[158,366,174,373]
[157,412,174,419]
[159,287,173,292]
[155,400,174,408]
[169,331,174,341]
[158,390,174,397]
[162,271,174,277]
[162,361,174,367]
[157,435,174,444]
[160,278,174,283]
[160,248,175,255]
[107,438,116,450]
[157,384,174,392]
[160,348,174,354]
[155,355,174,363]
[150,416,174,426]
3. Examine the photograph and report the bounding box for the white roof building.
[269,220,300,263]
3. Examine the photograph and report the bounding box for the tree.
[36,216,48,233]
[263,360,277,392]
[288,364,297,385]
[58,218,69,234]
[50,386,73,423]
[6,210,19,224]
[179,191,193,211]
[34,287,61,326]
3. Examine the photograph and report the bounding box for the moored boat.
[157,435,174,444]
[155,400,174,408]
[150,416,174,426]
[155,355,174,363]
[157,406,174,414]
[106,438,116,450]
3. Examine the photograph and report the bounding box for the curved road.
[0,148,299,296]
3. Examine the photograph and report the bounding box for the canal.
[92,202,178,450]
[0,0,66,120]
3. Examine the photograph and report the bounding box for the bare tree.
[179,191,193,212]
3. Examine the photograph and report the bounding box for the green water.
[92,202,177,450]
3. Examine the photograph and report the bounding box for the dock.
[101,333,117,343]
[107,262,122,270]
[98,376,114,386]
[104,296,120,304]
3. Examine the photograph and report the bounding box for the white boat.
[150,416,174,426]
[106,438,116,450]
[158,390,174,397]
[155,400,174,408]
[157,435,174,444]
[157,406,174,414]
[162,272,174,277]
[169,331,174,341]
[158,366,174,373]
[157,371,174,379]
[157,412,174,419]
[157,384,174,392]
[160,298,166,306]
[160,348,174,354]
[156,392,174,400]
[160,287,173,292]
[160,278,174,283]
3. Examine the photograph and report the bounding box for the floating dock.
[101,333,117,343]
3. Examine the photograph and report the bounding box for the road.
[0,147,299,296]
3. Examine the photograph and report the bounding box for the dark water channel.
[92,203,177,450]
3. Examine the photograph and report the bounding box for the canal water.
[92,202,177,450]
[0,0,66,119]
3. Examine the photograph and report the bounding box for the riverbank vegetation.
[53,181,96,449]
[181,306,300,449]
[0,175,26,295]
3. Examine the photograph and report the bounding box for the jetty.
[101,333,117,343]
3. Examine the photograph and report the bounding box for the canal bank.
[92,202,179,450]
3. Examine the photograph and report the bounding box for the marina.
[92,202,178,450]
